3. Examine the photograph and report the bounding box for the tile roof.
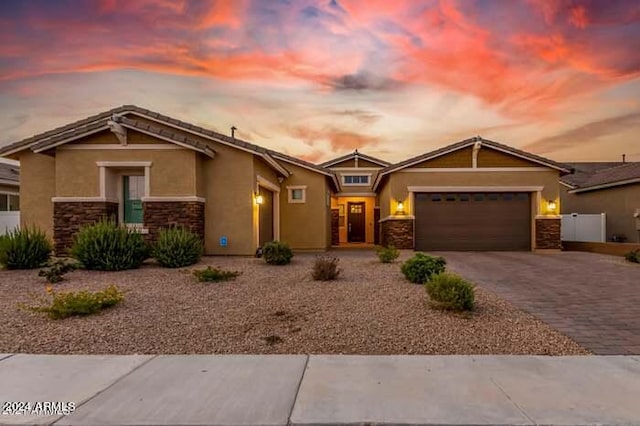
[0,163,19,183]
[562,162,640,191]
[320,150,391,167]
[372,137,573,189]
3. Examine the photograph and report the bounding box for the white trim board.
[141,196,205,202]
[96,161,152,167]
[334,192,377,197]
[407,186,544,192]
[256,175,280,192]
[52,197,119,203]
[399,167,549,173]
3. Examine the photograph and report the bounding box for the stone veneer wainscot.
[143,201,205,243]
[380,217,414,249]
[535,217,561,249]
[53,201,119,254]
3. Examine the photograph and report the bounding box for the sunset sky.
[1,0,639,164]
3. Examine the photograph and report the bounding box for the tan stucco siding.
[378,179,392,218]
[334,168,380,194]
[478,147,539,167]
[67,131,119,145]
[279,164,330,250]
[561,183,640,243]
[55,148,196,197]
[202,144,255,255]
[329,158,356,168]
[409,147,473,168]
[379,170,560,218]
[195,155,207,198]
[357,159,384,168]
[18,151,55,237]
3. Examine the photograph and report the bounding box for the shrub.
[262,241,293,265]
[401,252,446,284]
[312,255,341,281]
[193,266,240,282]
[153,227,203,268]
[38,259,79,284]
[624,249,640,264]
[70,220,149,271]
[21,285,124,320]
[376,245,400,263]
[426,273,475,311]
[0,227,52,269]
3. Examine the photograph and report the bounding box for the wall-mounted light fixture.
[547,200,557,212]
[395,201,405,215]
[255,192,264,205]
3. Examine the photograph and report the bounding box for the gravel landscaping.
[0,251,588,355]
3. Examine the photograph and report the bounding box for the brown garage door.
[414,192,531,251]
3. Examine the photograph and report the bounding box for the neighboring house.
[0,106,570,254]
[561,162,640,243]
[0,162,20,234]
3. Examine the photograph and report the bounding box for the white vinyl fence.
[0,212,20,235]
[561,213,606,242]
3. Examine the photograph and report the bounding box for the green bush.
[426,273,475,311]
[22,285,124,320]
[0,227,52,269]
[376,245,400,263]
[262,241,293,265]
[401,252,446,284]
[70,220,149,271]
[312,255,341,281]
[624,249,640,263]
[193,266,240,282]
[153,227,203,268]
[38,259,79,283]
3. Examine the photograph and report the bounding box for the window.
[342,175,370,185]
[287,185,307,203]
[0,193,19,211]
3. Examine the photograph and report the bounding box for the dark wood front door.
[258,188,274,247]
[347,202,366,242]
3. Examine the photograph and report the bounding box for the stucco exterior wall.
[55,145,197,197]
[202,143,255,255]
[279,163,330,250]
[477,148,539,167]
[380,169,560,218]
[18,151,55,237]
[409,147,473,168]
[560,183,640,243]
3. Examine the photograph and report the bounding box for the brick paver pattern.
[437,251,640,355]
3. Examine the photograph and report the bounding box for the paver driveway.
[437,251,640,355]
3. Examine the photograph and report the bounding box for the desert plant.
[21,285,124,320]
[376,245,400,263]
[153,227,203,268]
[0,227,52,269]
[38,259,79,284]
[193,266,240,282]
[312,255,341,281]
[426,273,475,311]
[70,220,149,271]
[401,252,446,284]
[624,249,640,264]
[262,240,294,265]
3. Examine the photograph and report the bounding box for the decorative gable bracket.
[107,114,127,145]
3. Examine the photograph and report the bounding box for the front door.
[258,188,274,247]
[123,176,144,224]
[347,202,365,242]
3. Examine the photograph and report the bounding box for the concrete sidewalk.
[1,354,640,426]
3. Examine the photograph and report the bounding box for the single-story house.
[0,162,20,234]
[561,162,640,243]
[0,105,571,254]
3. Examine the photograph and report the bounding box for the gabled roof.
[372,137,573,190]
[0,105,339,189]
[562,162,640,193]
[0,162,19,186]
[320,150,390,168]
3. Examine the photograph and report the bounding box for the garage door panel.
[415,192,531,251]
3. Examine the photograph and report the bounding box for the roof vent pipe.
[622,154,626,163]
[231,126,237,139]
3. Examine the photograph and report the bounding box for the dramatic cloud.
[0,0,639,161]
